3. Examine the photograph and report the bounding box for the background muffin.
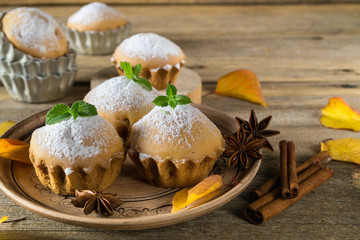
[2,7,67,59]
[0,7,77,103]
[65,2,130,55]
[112,33,186,90]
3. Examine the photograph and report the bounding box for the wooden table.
[1,2,360,239]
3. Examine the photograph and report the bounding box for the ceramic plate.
[0,104,260,230]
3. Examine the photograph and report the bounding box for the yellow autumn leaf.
[0,121,16,136]
[0,216,8,224]
[320,138,360,165]
[0,139,32,165]
[215,69,268,107]
[171,174,224,213]
[321,97,360,131]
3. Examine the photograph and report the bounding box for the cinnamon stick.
[245,162,321,217]
[279,141,290,198]
[287,141,299,198]
[249,151,330,201]
[244,166,333,224]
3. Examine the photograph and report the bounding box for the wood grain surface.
[0,1,359,6]
[0,3,359,240]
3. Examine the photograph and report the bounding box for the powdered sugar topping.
[7,8,65,55]
[118,33,183,60]
[133,105,219,149]
[85,76,159,112]
[68,2,125,27]
[32,115,120,165]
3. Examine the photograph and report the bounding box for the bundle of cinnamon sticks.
[244,141,333,224]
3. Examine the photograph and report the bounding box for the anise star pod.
[71,189,124,216]
[235,109,280,151]
[223,125,265,169]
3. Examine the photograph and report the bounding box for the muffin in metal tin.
[0,8,77,103]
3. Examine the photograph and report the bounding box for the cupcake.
[29,101,125,195]
[0,7,77,103]
[128,85,224,187]
[112,33,186,90]
[84,63,159,140]
[65,2,130,55]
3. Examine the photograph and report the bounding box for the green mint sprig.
[45,101,98,125]
[120,61,152,91]
[152,84,192,109]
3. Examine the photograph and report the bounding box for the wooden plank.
[0,0,359,6]
[0,3,359,239]
[0,84,359,239]
[1,4,359,83]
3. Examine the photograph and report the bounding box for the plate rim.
[0,105,261,230]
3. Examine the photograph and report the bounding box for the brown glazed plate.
[0,104,261,230]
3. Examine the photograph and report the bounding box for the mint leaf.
[46,104,71,125]
[133,77,153,91]
[45,101,98,125]
[120,61,133,79]
[166,84,177,98]
[120,61,153,91]
[71,101,97,118]
[168,99,177,108]
[175,95,192,105]
[133,63,142,76]
[153,96,169,107]
[152,84,193,109]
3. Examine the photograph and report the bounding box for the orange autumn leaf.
[171,174,224,213]
[320,138,360,165]
[0,139,32,165]
[321,97,360,131]
[215,69,268,107]
[0,216,8,224]
[0,121,16,136]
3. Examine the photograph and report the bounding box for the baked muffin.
[84,76,159,140]
[29,103,125,195]
[2,7,67,59]
[65,2,130,55]
[0,8,77,103]
[112,33,186,90]
[128,104,225,188]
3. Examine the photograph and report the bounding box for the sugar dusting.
[133,105,219,150]
[85,76,159,112]
[118,33,183,60]
[33,115,119,164]
[67,2,125,27]
[7,8,65,55]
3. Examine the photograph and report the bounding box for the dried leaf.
[321,97,360,131]
[0,139,32,165]
[171,175,224,213]
[0,216,8,224]
[0,121,16,136]
[320,138,360,165]
[215,69,268,107]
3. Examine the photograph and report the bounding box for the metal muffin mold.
[65,23,131,55]
[0,67,77,103]
[0,48,77,77]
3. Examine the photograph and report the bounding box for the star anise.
[71,190,124,216]
[223,125,266,169]
[235,109,280,151]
